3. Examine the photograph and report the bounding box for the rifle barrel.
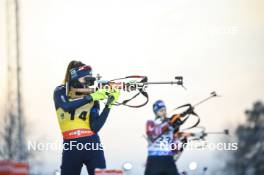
[206,131,227,135]
[144,81,182,85]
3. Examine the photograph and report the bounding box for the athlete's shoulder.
[54,85,66,94]
[146,119,154,123]
[53,85,67,102]
[146,120,155,127]
[54,85,65,91]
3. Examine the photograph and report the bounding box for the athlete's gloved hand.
[106,89,120,108]
[170,114,183,128]
[90,89,108,101]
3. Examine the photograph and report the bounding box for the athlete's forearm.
[54,87,94,111]
[146,120,170,141]
[90,106,110,133]
[61,97,93,112]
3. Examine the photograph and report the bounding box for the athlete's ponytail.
[63,60,84,85]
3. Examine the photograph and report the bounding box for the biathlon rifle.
[149,92,220,142]
[69,75,185,108]
[187,126,229,141]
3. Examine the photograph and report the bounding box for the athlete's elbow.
[60,104,72,112]
[147,132,155,141]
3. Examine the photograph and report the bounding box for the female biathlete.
[53,61,120,175]
[145,100,180,175]
[145,100,196,175]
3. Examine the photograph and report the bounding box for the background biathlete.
[145,100,180,175]
[53,61,120,175]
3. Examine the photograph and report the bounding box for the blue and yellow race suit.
[54,85,110,175]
